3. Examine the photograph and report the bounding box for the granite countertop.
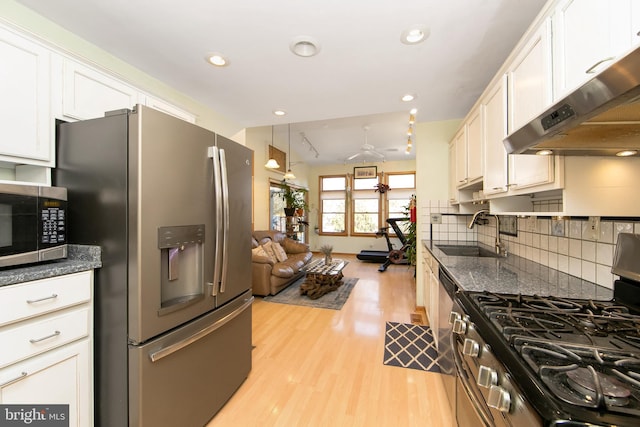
[0,245,102,287]
[423,239,613,300]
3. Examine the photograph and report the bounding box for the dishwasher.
[437,267,457,425]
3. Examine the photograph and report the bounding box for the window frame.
[317,171,415,238]
[318,174,348,236]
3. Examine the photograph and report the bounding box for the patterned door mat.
[383,321,441,372]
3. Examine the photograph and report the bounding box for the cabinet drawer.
[0,271,92,327]
[0,307,90,369]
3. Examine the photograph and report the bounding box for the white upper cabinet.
[634,3,640,47]
[143,95,197,124]
[448,141,458,204]
[507,17,558,190]
[453,128,467,188]
[508,17,552,132]
[465,106,483,184]
[0,27,53,166]
[553,0,635,100]
[482,76,508,196]
[61,58,139,121]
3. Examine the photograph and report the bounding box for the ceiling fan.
[345,126,386,163]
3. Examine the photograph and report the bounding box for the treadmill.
[356,218,410,272]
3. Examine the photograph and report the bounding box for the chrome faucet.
[468,209,507,256]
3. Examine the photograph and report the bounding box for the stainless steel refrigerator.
[54,105,253,427]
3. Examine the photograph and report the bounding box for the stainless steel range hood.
[504,45,640,156]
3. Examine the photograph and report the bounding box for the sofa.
[251,230,313,296]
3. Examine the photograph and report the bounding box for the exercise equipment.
[356,218,410,272]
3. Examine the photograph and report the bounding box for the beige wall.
[414,119,461,306]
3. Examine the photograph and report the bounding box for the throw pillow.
[271,241,288,262]
[260,240,278,263]
[251,245,270,260]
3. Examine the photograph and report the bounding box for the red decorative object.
[409,196,416,222]
[374,183,390,193]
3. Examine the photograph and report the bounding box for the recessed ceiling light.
[536,149,553,156]
[401,26,430,45]
[410,108,418,115]
[402,94,416,102]
[290,36,321,57]
[273,110,287,116]
[205,53,229,67]
[616,150,637,157]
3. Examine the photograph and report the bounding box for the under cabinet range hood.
[504,45,640,156]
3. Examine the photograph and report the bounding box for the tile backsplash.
[419,199,640,289]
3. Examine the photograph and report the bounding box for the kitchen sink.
[435,244,502,258]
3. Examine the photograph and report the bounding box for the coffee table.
[300,258,348,299]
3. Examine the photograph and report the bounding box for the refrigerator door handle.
[148,296,254,362]
[219,148,229,293]
[209,145,223,296]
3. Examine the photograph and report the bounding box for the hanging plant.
[374,183,390,193]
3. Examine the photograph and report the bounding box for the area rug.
[262,276,359,310]
[383,322,441,373]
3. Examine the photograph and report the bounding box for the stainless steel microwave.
[0,184,67,268]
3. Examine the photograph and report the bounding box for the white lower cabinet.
[0,339,91,427]
[422,248,439,348]
[0,271,94,427]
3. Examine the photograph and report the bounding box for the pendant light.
[264,125,280,169]
[283,123,296,180]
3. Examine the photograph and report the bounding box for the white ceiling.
[16,0,547,165]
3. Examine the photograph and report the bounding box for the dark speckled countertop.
[423,240,613,300]
[0,245,101,287]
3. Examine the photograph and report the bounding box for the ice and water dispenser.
[158,224,207,315]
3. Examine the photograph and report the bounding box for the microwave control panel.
[40,199,67,246]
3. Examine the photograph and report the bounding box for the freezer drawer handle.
[0,371,27,387]
[149,296,254,363]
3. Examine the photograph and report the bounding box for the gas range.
[461,290,640,425]
[450,233,640,427]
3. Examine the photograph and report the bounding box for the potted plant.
[319,244,333,265]
[282,182,307,217]
[291,191,308,217]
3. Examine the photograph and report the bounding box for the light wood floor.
[207,255,453,427]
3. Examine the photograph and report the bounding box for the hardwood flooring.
[207,255,452,427]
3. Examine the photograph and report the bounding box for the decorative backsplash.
[419,199,640,289]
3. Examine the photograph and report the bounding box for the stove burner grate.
[513,337,640,416]
[566,367,631,407]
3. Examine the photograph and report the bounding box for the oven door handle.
[452,332,494,427]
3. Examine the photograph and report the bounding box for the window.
[318,171,415,237]
[385,172,416,235]
[319,176,347,235]
[351,176,379,235]
[269,180,308,243]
